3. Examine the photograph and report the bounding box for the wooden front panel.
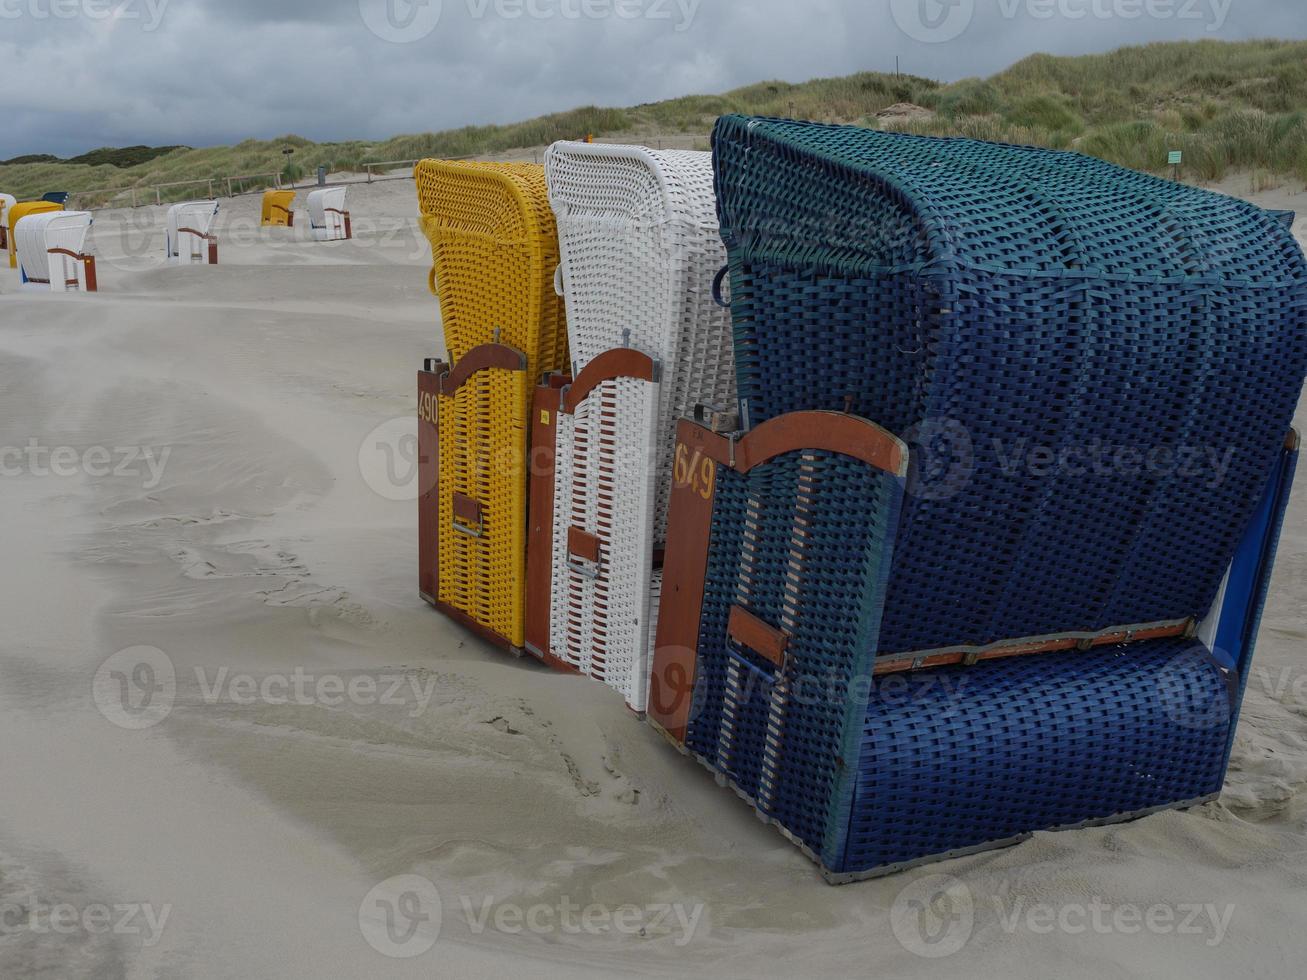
[649,419,720,743]
[525,380,566,665]
[417,364,444,604]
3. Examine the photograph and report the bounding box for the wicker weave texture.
[415,160,568,379]
[839,639,1230,874]
[437,363,530,647]
[679,444,1242,874]
[684,444,904,864]
[711,116,1307,657]
[550,375,661,710]
[545,143,737,540]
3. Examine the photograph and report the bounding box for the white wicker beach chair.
[166,200,219,263]
[544,143,736,541]
[307,187,351,241]
[0,194,16,251]
[529,144,734,710]
[16,211,95,292]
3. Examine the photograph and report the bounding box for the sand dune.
[2,177,1306,978]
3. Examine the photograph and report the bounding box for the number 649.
[674,443,715,500]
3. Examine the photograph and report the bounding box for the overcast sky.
[1,0,1303,157]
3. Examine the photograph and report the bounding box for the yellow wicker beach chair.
[414,160,569,653]
[260,189,296,227]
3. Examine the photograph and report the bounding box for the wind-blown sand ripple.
[2,176,1305,977]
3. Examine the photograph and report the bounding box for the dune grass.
[3,39,1306,209]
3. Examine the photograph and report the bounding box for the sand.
[1,175,1306,978]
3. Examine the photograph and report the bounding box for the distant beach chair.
[41,191,70,205]
[0,193,16,251]
[307,187,351,241]
[260,189,296,227]
[166,200,220,264]
[16,210,96,292]
[6,200,62,269]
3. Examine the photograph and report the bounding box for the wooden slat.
[567,526,602,563]
[452,492,482,527]
[728,605,789,669]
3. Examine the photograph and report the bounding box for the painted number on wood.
[418,391,438,426]
[674,443,715,500]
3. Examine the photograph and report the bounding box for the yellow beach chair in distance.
[415,160,569,652]
[7,200,63,269]
[261,189,296,227]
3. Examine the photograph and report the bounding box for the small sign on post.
[1168,150,1183,182]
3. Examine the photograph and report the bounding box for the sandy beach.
[2,175,1306,978]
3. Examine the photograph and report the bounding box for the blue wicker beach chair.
[649,119,1307,881]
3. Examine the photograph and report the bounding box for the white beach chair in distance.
[0,193,16,252]
[17,211,96,292]
[307,187,351,241]
[166,200,220,264]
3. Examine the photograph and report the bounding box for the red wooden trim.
[417,365,442,603]
[872,619,1193,675]
[44,248,96,291]
[567,527,602,563]
[728,605,789,669]
[176,227,219,265]
[754,412,905,475]
[452,492,483,528]
[524,379,571,670]
[674,411,906,477]
[649,419,720,743]
[439,343,528,397]
[561,347,657,415]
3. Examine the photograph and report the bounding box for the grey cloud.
[0,0,1303,158]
